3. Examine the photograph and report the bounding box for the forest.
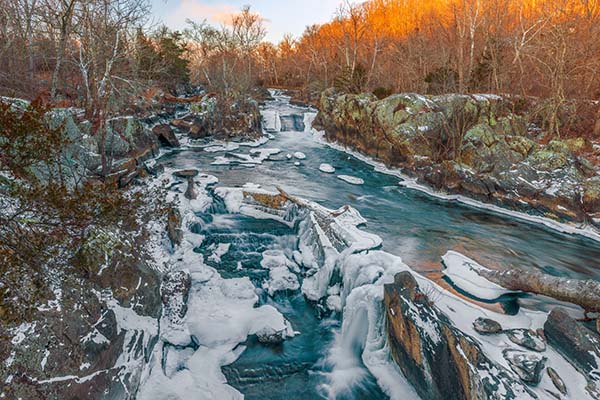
[2,0,600,136]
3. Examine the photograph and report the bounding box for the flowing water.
[157,92,600,399]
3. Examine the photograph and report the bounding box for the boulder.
[544,308,600,374]
[385,271,536,400]
[189,119,209,139]
[170,119,190,132]
[152,124,180,147]
[506,329,546,352]
[502,349,547,384]
[167,207,183,247]
[173,170,199,200]
[473,318,503,335]
[547,367,567,395]
[173,169,199,179]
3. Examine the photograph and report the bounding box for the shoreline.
[310,129,600,243]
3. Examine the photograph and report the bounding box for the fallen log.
[475,267,600,315]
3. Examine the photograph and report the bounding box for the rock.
[506,329,546,352]
[473,317,503,334]
[544,308,600,374]
[173,169,199,179]
[189,119,209,139]
[173,170,199,200]
[597,318,600,334]
[255,327,287,344]
[316,90,598,226]
[547,367,567,395]
[184,179,197,200]
[161,271,192,323]
[384,271,536,400]
[170,119,190,132]
[167,207,183,247]
[502,349,547,385]
[152,124,180,147]
[583,177,600,214]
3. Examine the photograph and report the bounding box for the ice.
[262,109,281,132]
[319,163,335,173]
[203,143,240,153]
[442,251,520,300]
[208,243,231,263]
[264,266,300,295]
[211,148,280,166]
[337,175,365,185]
[303,112,317,132]
[138,174,296,400]
[293,151,306,160]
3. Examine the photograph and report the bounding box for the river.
[151,90,600,399]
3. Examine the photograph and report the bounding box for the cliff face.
[384,272,535,400]
[0,91,265,400]
[315,89,600,227]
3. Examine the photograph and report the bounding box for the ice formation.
[337,175,365,185]
[319,163,335,173]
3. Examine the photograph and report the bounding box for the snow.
[208,243,231,263]
[40,349,49,371]
[337,175,365,185]
[10,322,36,345]
[441,251,520,300]
[211,148,280,166]
[138,170,297,400]
[319,163,335,173]
[203,143,240,153]
[293,151,306,160]
[264,266,300,295]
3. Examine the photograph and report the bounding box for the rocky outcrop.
[161,271,192,324]
[316,89,600,227]
[167,207,183,247]
[152,123,180,147]
[544,308,600,396]
[544,308,600,374]
[384,271,535,400]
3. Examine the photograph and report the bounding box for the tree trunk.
[51,0,76,100]
[475,268,600,314]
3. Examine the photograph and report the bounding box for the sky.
[149,0,360,43]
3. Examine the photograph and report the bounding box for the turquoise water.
[158,94,600,399]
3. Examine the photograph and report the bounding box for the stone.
[170,119,190,132]
[255,327,288,344]
[506,329,546,352]
[184,177,197,200]
[167,207,183,247]
[547,367,567,395]
[544,308,600,374]
[173,169,199,178]
[189,119,209,139]
[502,349,547,385]
[152,124,180,147]
[384,272,536,400]
[597,318,600,334]
[161,271,192,323]
[473,317,503,334]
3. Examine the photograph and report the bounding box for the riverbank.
[313,89,600,239]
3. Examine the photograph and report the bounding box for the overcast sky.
[149,0,360,43]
